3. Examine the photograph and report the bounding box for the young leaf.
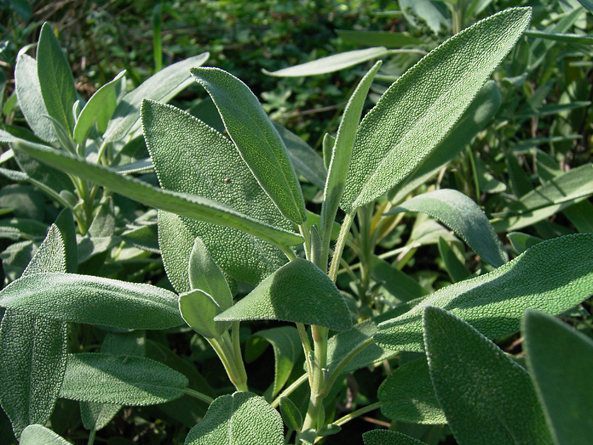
[363,430,426,445]
[36,23,77,135]
[264,47,391,77]
[191,67,307,224]
[0,272,184,330]
[378,357,446,424]
[423,307,554,445]
[375,233,593,351]
[188,237,232,310]
[20,425,72,445]
[523,311,593,445]
[507,232,543,254]
[386,189,507,267]
[103,52,209,142]
[340,8,531,213]
[2,134,304,250]
[60,353,188,405]
[216,258,352,331]
[185,392,284,445]
[179,289,230,338]
[279,396,303,431]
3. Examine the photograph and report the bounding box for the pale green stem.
[87,429,96,445]
[299,224,312,261]
[281,244,297,261]
[208,336,248,392]
[331,401,385,428]
[271,373,308,408]
[182,388,214,405]
[297,322,312,375]
[97,140,110,165]
[466,145,481,206]
[232,321,248,387]
[328,212,355,282]
[300,325,328,437]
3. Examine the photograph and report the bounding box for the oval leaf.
[340,8,531,213]
[20,425,72,445]
[179,289,230,338]
[188,237,232,310]
[423,307,554,445]
[216,258,352,331]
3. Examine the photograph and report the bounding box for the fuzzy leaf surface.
[191,67,306,224]
[185,392,283,445]
[523,311,593,445]
[188,237,232,309]
[363,430,426,445]
[179,290,230,338]
[375,233,593,351]
[340,8,531,213]
[216,258,352,331]
[20,425,72,444]
[423,307,553,445]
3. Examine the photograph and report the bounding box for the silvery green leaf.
[423,307,554,445]
[60,353,188,405]
[0,272,183,330]
[386,189,507,267]
[363,430,426,445]
[103,52,209,142]
[179,289,230,338]
[20,425,72,445]
[188,237,232,309]
[185,392,283,445]
[158,210,197,293]
[375,233,593,351]
[523,311,593,445]
[216,258,352,331]
[191,67,307,224]
[279,396,303,431]
[507,232,543,254]
[340,8,531,213]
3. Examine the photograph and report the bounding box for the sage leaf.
[363,430,426,445]
[188,237,232,310]
[246,326,302,397]
[0,272,184,330]
[36,23,77,135]
[423,307,554,445]
[386,189,507,267]
[20,425,72,445]
[54,208,78,273]
[438,237,471,283]
[60,353,188,405]
[340,8,531,213]
[375,233,593,351]
[507,232,543,254]
[185,392,283,445]
[191,67,307,224]
[371,255,429,304]
[264,47,390,77]
[524,29,593,44]
[378,358,446,424]
[523,311,593,445]
[400,0,449,34]
[142,101,293,285]
[2,134,303,250]
[577,0,593,12]
[103,52,209,142]
[0,225,68,438]
[216,258,352,331]
[279,396,303,431]
[179,290,230,338]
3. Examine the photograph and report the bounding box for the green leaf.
[507,232,543,254]
[73,70,125,143]
[386,189,507,267]
[246,327,302,398]
[0,272,183,330]
[576,0,593,12]
[423,307,554,445]
[20,425,72,445]
[378,357,445,424]
[363,430,426,445]
[142,101,293,286]
[120,222,159,253]
[191,67,307,224]
[103,52,209,142]
[279,396,303,431]
[523,311,593,445]
[179,290,230,338]
[60,353,187,405]
[36,23,77,135]
[375,233,593,351]
[54,208,78,273]
[438,237,470,283]
[14,54,56,142]
[264,47,391,77]
[216,258,352,331]
[400,0,449,34]
[371,255,428,303]
[185,392,283,445]
[0,225,68,438]
[524,29,593,44]
[336,30,423,47]
[340,8,531,213]
[2,134,303,250]
[188,237,232,310]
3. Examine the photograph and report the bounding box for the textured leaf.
[279,396,303,431]
[103,52,209,142]
[371,255,428,303]
[576,0,593,12]
[386,189,507,267]
[523,311,593,445]
[378,358,446,424]
[336,30,423,47]
[185,392,283,445]
[179,290,230,338]
[54,208,78,273]
[363,430,426,445]
[36,23,77,135]
[340,8,531,213]
[375,233,593,351]
[216,258,352,331]
[60,353,187,405]
[423,307,553,445]
[20,425,72,445]
[191,67,307,224]
[142,101,293,286]
[188,237,232,309]
[0,272,183,330]
[246,327,302,397]
[264,47,390,77]
[14,54,56,142]
[507,232,543,254]
[2,134,303,250]
[0,225,68,438]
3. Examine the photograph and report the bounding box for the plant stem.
[300,325,328,439]
[328,212,354,282]
[322,337,374,395]
[271,373,308,408]
[331,401,385,428]
[87,429,96,445]
[182,388,214,404]
[208,335,248,392]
